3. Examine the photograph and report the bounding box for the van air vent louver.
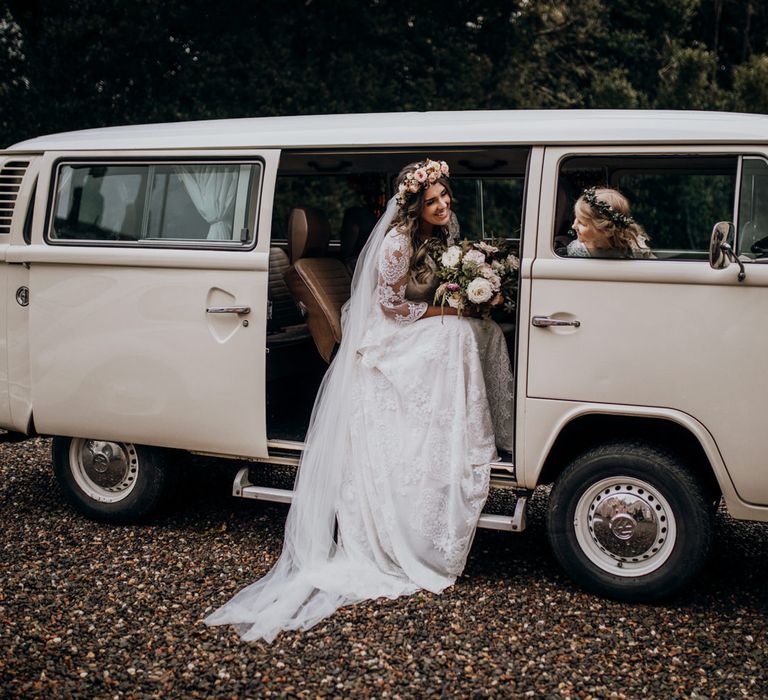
[0,161,30,235]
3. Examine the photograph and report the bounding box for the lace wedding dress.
[205,200,514,642]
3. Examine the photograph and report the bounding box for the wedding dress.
[205,199,514,642]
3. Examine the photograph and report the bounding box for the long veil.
[205,197,409,642]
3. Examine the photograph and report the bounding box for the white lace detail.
[377,230,428,324]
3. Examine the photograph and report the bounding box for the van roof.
[7,110,768,152]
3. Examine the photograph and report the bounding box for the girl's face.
[573,213,612,250]
[420,182,452,228]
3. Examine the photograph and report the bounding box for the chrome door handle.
[532,315,581,328]
[206,305,251,315]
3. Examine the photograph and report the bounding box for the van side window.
[271,175,370,244]
[737,157,768,259]
[554,156,738,260]
[450,177,525,243]
[49,162,261,245]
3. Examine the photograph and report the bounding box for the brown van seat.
[288,207,332,263]
[339,206,377,273]
[284,207,352,363]
[268,247,304,330]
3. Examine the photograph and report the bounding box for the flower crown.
[582,187,635,229]
[396,159,450,206]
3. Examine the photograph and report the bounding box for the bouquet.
[433,239,519,318]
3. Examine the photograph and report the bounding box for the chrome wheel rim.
[574,476,677,578]
[69,439,139,503]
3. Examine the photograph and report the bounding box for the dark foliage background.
[1,0,767,147]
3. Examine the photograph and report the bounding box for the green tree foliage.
[1,0,767,147]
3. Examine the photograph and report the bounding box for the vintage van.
[2,110,767,601]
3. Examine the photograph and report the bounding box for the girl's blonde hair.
[575,187,652,258]
[390,162,454,281]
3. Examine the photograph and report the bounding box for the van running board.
[232,467,529,532]
[256,440,518,486]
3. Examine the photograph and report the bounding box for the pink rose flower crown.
[396,159,450,206]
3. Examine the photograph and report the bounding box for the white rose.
[476,241,499,254]
[506,253,520,271]
[463,249,486,266]
[466,278,493,304]
[479,263,494,279]
[440,245,462,268]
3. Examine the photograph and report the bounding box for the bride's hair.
[391,161,454,282]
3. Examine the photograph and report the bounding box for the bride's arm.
[377,232,429,324]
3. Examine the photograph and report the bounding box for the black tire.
[547,441,713,602]
[52,437,169,524]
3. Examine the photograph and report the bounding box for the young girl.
[568,187,653,258]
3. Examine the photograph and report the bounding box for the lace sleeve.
[377,232,428,324]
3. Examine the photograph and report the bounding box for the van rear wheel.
[52,437,168,524]
[547,442,713,602]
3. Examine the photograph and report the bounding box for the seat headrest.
[338,206,377,258]
[288,207,331,263]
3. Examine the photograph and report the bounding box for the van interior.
[265,148,530,442]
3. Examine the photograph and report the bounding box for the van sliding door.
[20,150,279,459]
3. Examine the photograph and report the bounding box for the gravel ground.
[1,438,767,699]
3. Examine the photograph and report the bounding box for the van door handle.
[532,315,581,328]
[206,305,251,315]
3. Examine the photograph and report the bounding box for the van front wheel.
[52,437,168,524]
[547,442,713,601]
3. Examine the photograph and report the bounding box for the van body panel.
[0,239,9,427]
[528,145,768,505]
[25,149,279,458]
[0,155,41,432]
[7,110,768,153]
[513,147,544,478]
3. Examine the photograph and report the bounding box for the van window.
[49,162,261,245]
[271,174,383,244]
[737,157,768,259]
[271,174,524,250]
[450,177,525,243]
[555,155,738,260]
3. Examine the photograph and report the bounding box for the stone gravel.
[1,438,767,699]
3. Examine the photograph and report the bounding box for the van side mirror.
[709,221,745,282]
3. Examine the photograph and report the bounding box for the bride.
[205,159,515,642]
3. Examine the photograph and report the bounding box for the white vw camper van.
[1,110,767,601]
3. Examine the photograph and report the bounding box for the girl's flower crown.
[582,187,635,229]
[396,159,450,206]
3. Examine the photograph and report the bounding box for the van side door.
[526,145,768,508]
[10,150,278,459]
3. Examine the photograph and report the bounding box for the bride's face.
[420,182,452,228]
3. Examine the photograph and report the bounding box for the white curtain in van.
[177,166,238,240]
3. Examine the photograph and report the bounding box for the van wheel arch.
[537,414,721,502]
